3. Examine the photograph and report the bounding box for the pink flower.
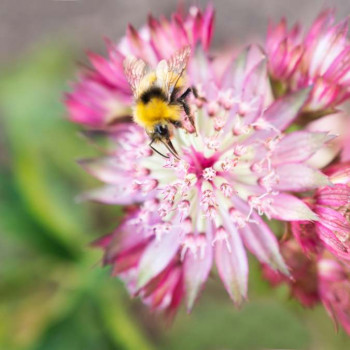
[78,37,333,313]
[263,238,319,307]
[266,10,350,112]
[318,256,350,334]
[291,162,350,260]
[264,238,350,335]
[65,5,214,128]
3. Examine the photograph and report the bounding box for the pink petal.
[315,206,350,242]
[240,212,289,274]
[316,223,350,260]
[270,193,318,221]
[271,131,332,165]
[316,184,350,207]
[137,229,180,289]
[215,210,248,305]
[274,164,330,191]
[91,233,113,248]
[264,88,311,130]
[77,185,153,205]
[243,57,268,101]
[290,221,319,254]
[201,4,215,50]
[78,158,126,184]
[324,163,350,185]
[184,233,213,311]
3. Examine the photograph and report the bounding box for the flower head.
[264,237,350,335]
[291,162,350,261]
[318,256,350,334]
[266,10,350,112]
[78,30,333,312]
[263,238,319,307]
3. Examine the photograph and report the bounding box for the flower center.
[184,147,218,180]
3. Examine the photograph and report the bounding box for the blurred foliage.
[1,43,350,350]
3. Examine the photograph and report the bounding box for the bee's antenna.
[161,138,180,160]
[149,140,169,159]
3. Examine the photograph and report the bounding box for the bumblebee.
[123,46,196,158]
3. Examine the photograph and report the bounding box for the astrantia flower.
[318,256,350,334]
[266,10,350,112]
[75,24,335,313]
[262,238,319,307]
[291,162,350,261]
[263,238,350,334]
[65,5,214,128]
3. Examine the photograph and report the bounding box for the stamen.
[218,89,234,110]
[141,179,158,193]
[258,170,279,192]
[158,201,173,218]
[233,144,247,157]
[212,226,232,252]
[205,135,221,151]
[180,234,207,260]
[220,183,234,198]
[220,157,239,172]
[161,185,178,201]
[207,101,220,116]
[247,193,274,219]
[229,208,247,228]
[153,222,171,241]
[203,167,217,181]
[233,117,250,135]
[214,115,227,130]
[178,200,191,218]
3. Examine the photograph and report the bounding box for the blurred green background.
[2,1,350,350]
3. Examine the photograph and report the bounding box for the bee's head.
[151,123,179,159]
[154,124,170,139]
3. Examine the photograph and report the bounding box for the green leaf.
[95,280,155,350]
[0,45,97,257]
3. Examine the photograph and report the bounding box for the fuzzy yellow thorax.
[134,98,181,132]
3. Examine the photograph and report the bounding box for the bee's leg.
[178,87,192,101]
[178,86,206,103]
[170,120,182,128]
[190,86,207,102]
[178,99,196,133]
[149,139,169,159]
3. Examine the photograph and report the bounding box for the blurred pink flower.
[264,238,350,334]
[291,162,350,261]
[65,5,214,128]
[263,238,319,307]
[318,256,350,334]
[78,40,334,312]
[266,10,350,112]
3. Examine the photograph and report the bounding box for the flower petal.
[78,158,127,184]
[315,206,350,242]
[264,88,311,130]
[270,193,318,221]
[215,209,248,305]
[77,185,153,205]
[271,131,332,165]
[274,164,331,191]
[240,212,289,274]
[316,224,350,260]
[316,184,350,207]
[137,230,180,289]
[184,233,213,311]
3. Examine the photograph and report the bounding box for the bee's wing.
[156,46,191,100]
[123,56,147,99]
